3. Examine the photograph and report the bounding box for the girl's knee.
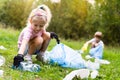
[30,37,43,45]
[34,37,43,45]
[43,32,51,40]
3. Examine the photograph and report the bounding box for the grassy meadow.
[0,27,120,80]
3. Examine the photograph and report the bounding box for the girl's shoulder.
[99,40,104,44]
[22,26,32,33]
[88,38,95,43]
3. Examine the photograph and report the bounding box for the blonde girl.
[13,4,60,68]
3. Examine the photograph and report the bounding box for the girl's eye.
[39,25,43,27]
[35,25,38,27]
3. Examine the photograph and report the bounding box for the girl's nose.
[36,26,40,30]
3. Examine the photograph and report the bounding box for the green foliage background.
[0,0,120,45]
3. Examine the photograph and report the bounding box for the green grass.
[0,27,120,80]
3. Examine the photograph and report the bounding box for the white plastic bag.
[85,60,100,70]
[45,43,86,68]
[0,70,4,77]
[95,59,110,64]
[0,56,5,66]
[63,69,90,80]
[85,55,93,59]
[90,70,99,79]
[0,46,7,50]
[0,55,5,77]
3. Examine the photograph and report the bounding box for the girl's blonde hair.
[27,4,52,29]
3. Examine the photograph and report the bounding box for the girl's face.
[31,16,46,33]
[95,37,100,43]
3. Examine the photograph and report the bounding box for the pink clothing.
[18,26,45,48]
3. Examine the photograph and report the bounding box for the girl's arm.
[81,38,94,52]
[86,38,95,45]
[13,39,28,68]
[18,39,29,55]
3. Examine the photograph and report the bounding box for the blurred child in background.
[81,31,104,59]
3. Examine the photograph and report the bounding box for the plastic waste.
[63,69,99,80]
[43,51,50,62]
[76,69,90,79]
[85,60,100,70]
[45,43,86,68]
[20,62,40,72]
[76,50,83,54]
[95,59,110,64]
[0,46,7,50]
[0,55,5,66]
[85,55,93,60]
[12,62,40,72]
[63,69,90,80]
[63,70,78,80]
[0,55,5,77]
[0,70,4,77]
[90,70,99,79]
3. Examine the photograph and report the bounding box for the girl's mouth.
[34,30,39,33]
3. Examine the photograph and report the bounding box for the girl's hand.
[50,32,60,44]
[94,43,99,47]
[13,54,24,68]
[81,43,88,52]
[92,42,99,48]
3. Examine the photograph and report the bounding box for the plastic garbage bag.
[76,69,90,79]
[85,60,100,70]
[76,50,83,54]
[63,69,99,80]
[12,62,40,72]
[63,69,90,80]
[95,59,110,64]
[90,70,99,79]
[45,43,86,68]
[63,70,78,80]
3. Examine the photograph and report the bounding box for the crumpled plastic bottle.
[19,62,41,72]
[12,61,41,72]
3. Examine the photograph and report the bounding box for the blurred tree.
[0,0,120,45]
[0,0,35,29]
[45,0,89,39]
[99,0,120,45]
